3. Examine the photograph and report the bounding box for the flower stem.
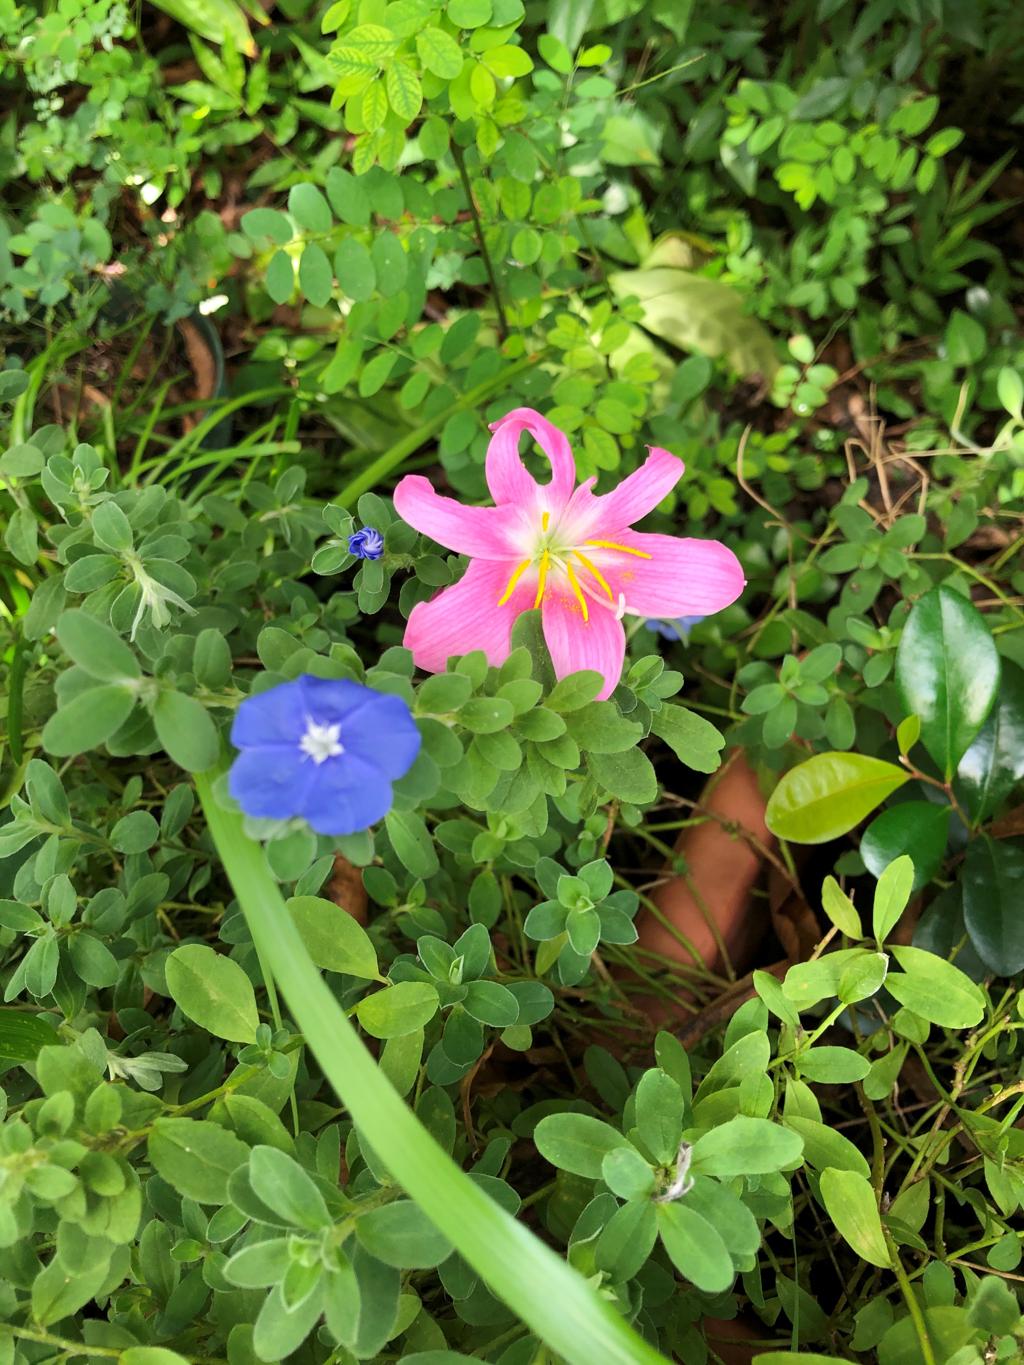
[450,136,509,342]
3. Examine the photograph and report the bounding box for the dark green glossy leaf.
[962,836,1024,976]
[895,586,1000,780]
[861,801,950,890]
[957,662,1024,823]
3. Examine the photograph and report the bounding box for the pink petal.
[486,407,576,511]
[587,533,745,619]
[564,445,684,538]
[403,557,535,674]
[394,475,525,559]
[541,592,626,701]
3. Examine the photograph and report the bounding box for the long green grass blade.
[195,771,669,1365]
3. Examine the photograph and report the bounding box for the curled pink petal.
[403,557,535,674]
[588,532,746,619]
[486,407,576,511]
[394,475,527,559]
[565,445,684,539]
[542,592,626,701]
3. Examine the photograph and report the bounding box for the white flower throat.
[299,717,345,765]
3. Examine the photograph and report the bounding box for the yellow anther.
[541,511,550,531]
[497,558,531,606]
[533,550,550,608]
[565,561,589,622]
[586,539,653,559]
[572,549,614,601]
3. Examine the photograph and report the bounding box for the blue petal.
[301,753,395,836]
[336,692,422,780]
[228,748,314,820]
[298,676,389,725]
[232,680,307,748]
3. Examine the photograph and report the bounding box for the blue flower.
[643,615,705,642]
[348,526,384,560]
[228,675,420,836]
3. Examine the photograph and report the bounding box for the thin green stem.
[450,137,509,342]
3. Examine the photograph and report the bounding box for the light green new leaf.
[385,59,422,122]
[416,26,464,79]
[765,752,909,844]
[821,876,862,938]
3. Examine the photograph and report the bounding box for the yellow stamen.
[586,539,653,559]
[572,549,614,601]
[498,558,531,605]
[565,561,589,622]
[533,550,550,608]
[541,511,550,531]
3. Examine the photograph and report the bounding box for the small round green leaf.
[287,896,380,979]
[655,1202,735,1293]
[42,684,136,756]
[287,182,332,233]
[356,982,439,1039]
[56,610,140,682]
[153,690,220,772]
[166,944,260,1043]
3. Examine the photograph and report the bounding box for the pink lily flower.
[393,408,745,700]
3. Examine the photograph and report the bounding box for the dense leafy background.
[2,1,1024,1363]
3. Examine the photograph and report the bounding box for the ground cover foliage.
[2,0,1024,1362]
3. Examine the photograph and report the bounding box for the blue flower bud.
[348,526,385,560]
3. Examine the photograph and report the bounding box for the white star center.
[299,717,344,765]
